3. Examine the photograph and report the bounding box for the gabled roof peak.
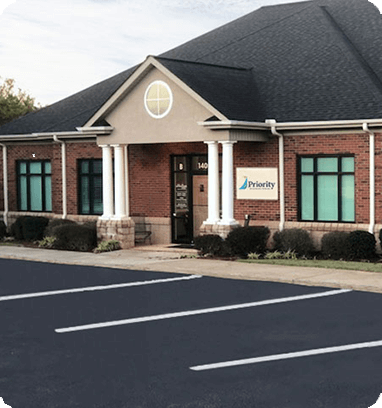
[153,56,251,72]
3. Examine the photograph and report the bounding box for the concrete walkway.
[0,244,382,294]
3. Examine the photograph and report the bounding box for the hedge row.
[4,216,97,252]
[1,215,380,260]
[194,226,271,258]
[194,227,379,261]
[322,230,377,261]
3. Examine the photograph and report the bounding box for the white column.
[204,141,220,224]
[112,144,127,219]
[220,141,237,225]
[124,144,130,217]
[100,144,114,219]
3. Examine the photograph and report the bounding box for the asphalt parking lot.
[1,258,382,408]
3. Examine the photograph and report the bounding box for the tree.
[0,77,40,126]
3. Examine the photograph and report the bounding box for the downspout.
[267,120,285,231]
[53,135,67,219]
[363,123,375,234]
[0,144,8,226]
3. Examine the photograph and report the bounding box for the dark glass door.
[172,156,193,243]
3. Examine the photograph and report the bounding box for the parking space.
[1,259,381,408]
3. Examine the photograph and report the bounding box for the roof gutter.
[0,126,113,142]
[363,123,375,235]
[53,136,67,219]
[199,118,382,131]
[0,143,8,226]
[266,120,285,231]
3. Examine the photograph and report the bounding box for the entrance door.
[171,155,208,244]
[172,156,193,244]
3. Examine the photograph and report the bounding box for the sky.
[0,0,381,107]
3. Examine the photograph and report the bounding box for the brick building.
[1,0,382,248]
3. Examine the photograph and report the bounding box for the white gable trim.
[83,56,228,128]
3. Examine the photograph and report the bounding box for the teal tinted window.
[81,176,90,214]
[93,177,103,214]
[317,176,338,221]
[17,161,52,212]
[342,157,354,173]
[79,159,103,215]
[45,176,52,212]
[299,156,354,222]
[301,175,314,220]
[317,157,338,172]
[30,162,42,174]
[342,175,355,222]
[19,176,27,211]
[45,162,51,174]
[81,161,89,174]
[30,176,43,211]
[19,162,27,174]
[301,158,314,173]
[92,160,102,174]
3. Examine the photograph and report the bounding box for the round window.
[144,80,173,119]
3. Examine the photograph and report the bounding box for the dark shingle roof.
[156,57,265,121]
[1,0,382,135]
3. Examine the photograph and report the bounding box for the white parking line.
[55,288,352,333]
[0,275,202,302]
[190,339,382,371]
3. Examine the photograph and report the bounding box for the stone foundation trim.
[199,222,240,239]
[97,218,135,249]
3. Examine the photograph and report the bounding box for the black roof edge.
[155,55,251,71]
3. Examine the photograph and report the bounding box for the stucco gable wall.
[98,68,222,145]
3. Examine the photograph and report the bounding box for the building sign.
[237,168,278,200]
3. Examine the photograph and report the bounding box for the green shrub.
[321,231,350,260]
[194,234,231,257]
[273,228,314,257]
[44,218,76,237]
[10,218,24,240]
[345,230,376,261]
[225,226,270,258]
[94,240,121,253]
[264,250,283,259]
[247,252,261,260]
[0,220,6,239]
[10,216,49,241]
[38,236,57,249]
[52,224,97,252]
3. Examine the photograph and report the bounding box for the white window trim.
[144,80,173,119]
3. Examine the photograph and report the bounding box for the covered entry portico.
[91,56,271,248]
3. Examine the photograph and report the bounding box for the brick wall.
[234,132,376,226]
[234,139,280,222]
[1,133,379,233]
[284,132,371,224]
[65,142,102,215]
[0,140,100,216]
[129,142,207,218]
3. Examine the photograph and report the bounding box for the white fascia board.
[0,131,97,142]
[83,56,228,128]
[273,119,382,131]
[199,120,267,130]
[76,126,114,135]
[199,119,382,131]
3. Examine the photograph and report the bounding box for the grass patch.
[239,258,382,273]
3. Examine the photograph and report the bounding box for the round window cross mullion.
[144,80,173,119]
